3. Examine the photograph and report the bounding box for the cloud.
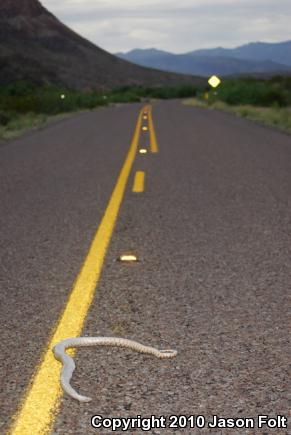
[41,0,291,53]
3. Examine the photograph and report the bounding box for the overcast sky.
[41,0,291,53]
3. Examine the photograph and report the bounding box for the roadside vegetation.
[0,82,199,140]
[185,76,291,133]
[1,78,291,140]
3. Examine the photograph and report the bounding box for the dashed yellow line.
[148,106,159,154]
[132,171,145,193]
[9,107,144,435]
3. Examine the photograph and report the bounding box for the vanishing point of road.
[0,101,290,434]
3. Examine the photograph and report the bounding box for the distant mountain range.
[0,0,204,90]
[116,41,291,77]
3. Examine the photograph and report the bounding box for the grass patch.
[184,98,291,134]
[0,112,79,140]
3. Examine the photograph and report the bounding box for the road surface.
[0,101,290,434]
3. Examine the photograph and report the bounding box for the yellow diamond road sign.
[208,75,221,88]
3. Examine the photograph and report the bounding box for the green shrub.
[0,82,201,117]
[209,78,291,107]
[0,111,12,125]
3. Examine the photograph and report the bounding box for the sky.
[41,0,291,54]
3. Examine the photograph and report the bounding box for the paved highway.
[0,101,290,434]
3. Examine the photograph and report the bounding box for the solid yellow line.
[9,108,144,435]
[132,171,145,193]
[148,106,159,153]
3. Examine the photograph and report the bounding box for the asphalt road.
[0,101,290,435]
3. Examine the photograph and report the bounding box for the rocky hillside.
[0,0,204,90]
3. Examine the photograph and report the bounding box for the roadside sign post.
[208,75,221,88]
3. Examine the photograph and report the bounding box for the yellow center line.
[9,107,144,435]
[142,104,150,115]
[148,105,159,154]
[132,171,145,193]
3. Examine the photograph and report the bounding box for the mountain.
[0,0,204,90]
[188,41,291,66]
[117,48,174,63]
[117,43,291,77]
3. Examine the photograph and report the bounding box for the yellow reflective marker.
[118,254,138,262]
[143,115,148,120]
[208,75,221,88]
[9,107,145,435]
[142,126,148,131]
[148,106,158,153]
[139,148,148,154]
[132,171,145,193]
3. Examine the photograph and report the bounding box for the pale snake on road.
[53,337,177,402]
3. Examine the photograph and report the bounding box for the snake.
[53,337,177,402]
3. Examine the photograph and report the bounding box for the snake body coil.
[53,337,177,402]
